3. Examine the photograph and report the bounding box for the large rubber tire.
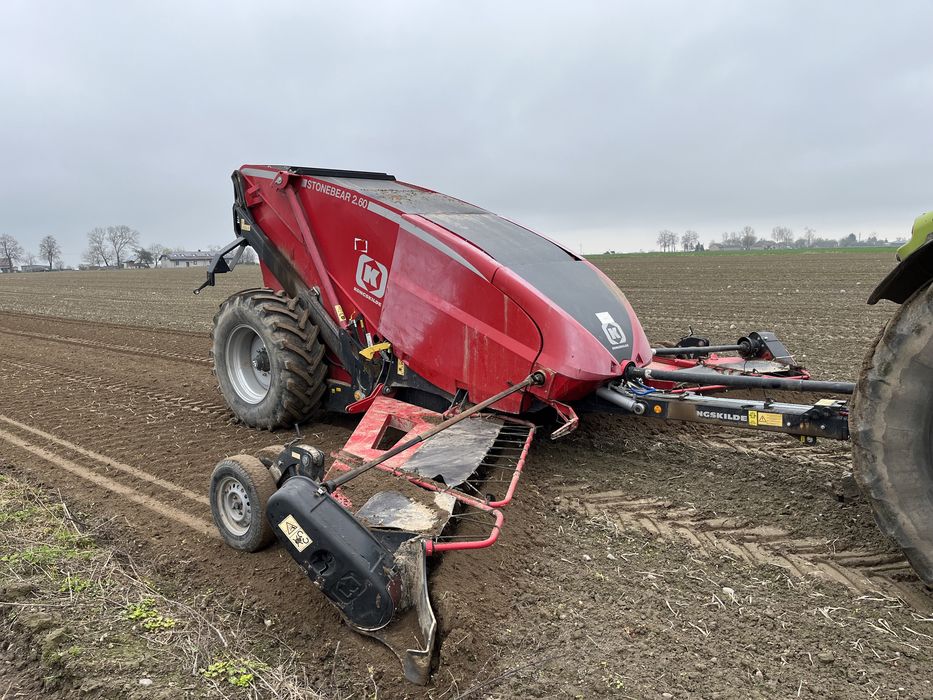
[209,455,278,552]
[211,289,327,430]
[851,282,933,584]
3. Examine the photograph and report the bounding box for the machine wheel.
[209,455,278,552]
[851,282,933,584]
[211,289,327,430]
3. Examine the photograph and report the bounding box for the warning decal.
[749,410,783,428]
[278,514,313,552]
[757,412,783,427]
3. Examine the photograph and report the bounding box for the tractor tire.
[211,289,327,430]
[851,281,933,584]
[209,455,278,552]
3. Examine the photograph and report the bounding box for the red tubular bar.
[322,403,535,554]
[487,423,535,508]
[425,509,504,555]
[281,179,348,328]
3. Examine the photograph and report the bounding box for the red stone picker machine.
[196,165,933,683]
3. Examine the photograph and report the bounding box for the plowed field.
[1,255,931,699]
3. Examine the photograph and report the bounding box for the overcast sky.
[1,1,931,263]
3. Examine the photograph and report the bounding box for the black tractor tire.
[211,289,327,430]
[851,282,933,584]
[209,455,278,552]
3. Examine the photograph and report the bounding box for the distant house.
[0,257,13,273]
[122,259,150,269]
[158,251,214,268]
[20,264,47,273]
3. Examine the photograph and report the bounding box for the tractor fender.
[868,238,933,305]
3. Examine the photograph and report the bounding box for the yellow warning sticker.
[397,359,406,376]
[278,514,312,552]
[757,412,783,427]
[748,410,758,427]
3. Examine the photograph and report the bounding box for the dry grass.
[0,472,328,698]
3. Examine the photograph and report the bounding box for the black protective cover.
[266,476,401,631]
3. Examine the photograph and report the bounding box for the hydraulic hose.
[624,365,855,395]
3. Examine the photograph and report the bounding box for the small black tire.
[209,455,278,552]
[851,282,933,584]
[211,288,327,430]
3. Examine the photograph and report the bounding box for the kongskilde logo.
[697,410,748,423]
[595,311,628,349]
[354,254,388,303]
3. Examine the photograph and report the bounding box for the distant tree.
[771,226,793,246]
[84,227,111,267]
[804,227,816,248]
[840,232,858,247]
[146,244,172,267]
[134,247,155,267]
[721,231,741,248]
[0,234,24,266]
[656,230,679,252]
[38,235,62,271]
[106,225,140,267]
[241,247,258,264]
[740,225,757,250]
[23,251,37,266]
[681,230,699,251]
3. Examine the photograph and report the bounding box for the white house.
[158,251,215,268]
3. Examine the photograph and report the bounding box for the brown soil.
[1,258,932,699]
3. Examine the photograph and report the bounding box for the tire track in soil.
[0,310,208,339]
[4,358,229,419]
[0,414,208,506]
[562,486,932,611]
[0,426,214,537]
[0,327,209,366]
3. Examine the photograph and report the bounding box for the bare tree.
[23,251,37,266]
[106,225,140,267]
[740,225,757,250]
[682,230,699,251]
[147,243,172,267]
[804,227,816,248]
[84,227,111,267]
[656,230,679,252]
[771,226,793,246]
[134,247,155,267]
[721,231,741,248]
[0,234,24,267]
[38,235,62,271]
[241,247,258,264]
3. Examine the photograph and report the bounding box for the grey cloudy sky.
[2,1,931,263]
